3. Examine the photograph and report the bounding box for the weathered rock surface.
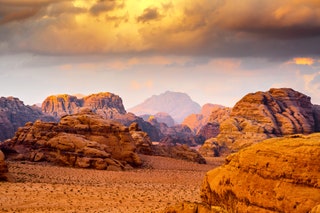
[128,91,201,123]
[205,88,320,154]
[163,201,227,213]
[0,110,142,170]
[0,96,56,141]
[129,122,153,155]
[183,104,227,134]
[0,149,8,181]
[200,134,320,213]
[42,92,126,119]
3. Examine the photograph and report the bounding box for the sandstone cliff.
[0,110,141,170]
[200,134,320,212]
[0,96,56,141]
[140,112,175,127]
[203,88,320,155]
[42,92,126,119]
[164,134,320,213]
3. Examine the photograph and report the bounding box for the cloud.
[137,7,161,23]
[293,57,315,65]
[0,0,319,59]
[90,0,124,15]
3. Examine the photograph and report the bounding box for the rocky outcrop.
[0,150,8,181]
[42,92,126,119]
[0,96,56,141]
[152,144,206,164]
[0,110,142,170]
[140,112,175,127]
[129,122,153,155]
[183,104,227,133]
[204,88,320,154]
[164,134,320,212]
[128,91,201,123]
[200,133,320,212]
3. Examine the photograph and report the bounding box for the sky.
[0,0,320,109]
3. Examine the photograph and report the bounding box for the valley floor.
[0,155,224,213]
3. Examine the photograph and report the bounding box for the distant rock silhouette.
[202,88,320,155]
[0,96,56,141]
[128,91,201,123]
[140,112,175,127]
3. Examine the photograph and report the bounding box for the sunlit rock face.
[0,110,141,171]
[200,134,320,213]
[42,92,126,119]
[0,96,56,141]
[205,88,320,154]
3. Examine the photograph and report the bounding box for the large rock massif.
[0,110,142,171]
[129,91,201,123]
[164,134,320,213]
[42,92,126,119]
[0,97,56,141]
[202,88,320,155]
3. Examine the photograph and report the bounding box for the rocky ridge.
[164,133,320,212]
[0,110,141,171]
[203,88,320,155]
[0,96,56,141]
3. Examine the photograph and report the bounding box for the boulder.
[0,110,142,170]
[200,133,320,212]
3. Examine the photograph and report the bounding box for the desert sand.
[0,155,224,213]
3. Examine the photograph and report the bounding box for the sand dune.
[0,155,224,213]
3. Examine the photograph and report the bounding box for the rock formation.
[183,104,227,133]
[152,144,206,164]
[0,110,142,170]
[203,88,320,155]
[0,150,8,181]
[128,91,201,123]
[42,92,126,119]
[200,134,320,212]
[140,112,175,127]
[164,133,320,212]
[0,96,56,141]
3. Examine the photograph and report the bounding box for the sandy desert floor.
[0,155,224,213]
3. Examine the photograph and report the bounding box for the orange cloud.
[293,57,314,65]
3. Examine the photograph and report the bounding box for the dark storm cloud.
[137,7,161,23]
[90,0,124,15]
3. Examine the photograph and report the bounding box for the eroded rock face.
[209,88,320,153]
[0,110,142,170]
[42,92,126,119]
[183,104,228,134]
[0,97,56,141]
[200,134,320,213]
[0,150,8,181]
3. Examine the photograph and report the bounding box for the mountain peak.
[128,91,201,123]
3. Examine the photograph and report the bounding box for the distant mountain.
[128,91,201,123]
